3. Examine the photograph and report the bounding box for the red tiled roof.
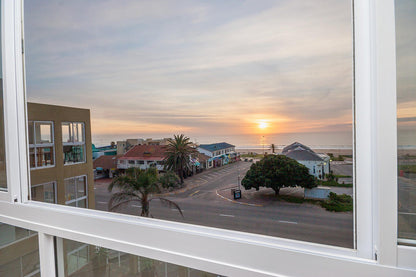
[119,145,167,161]
[93,155,122,170]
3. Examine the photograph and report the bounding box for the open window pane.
[60,238,221,277]
[0,0,6,191]
[31,182,56,203]
[396,0,416,243]
[25,0,353,247]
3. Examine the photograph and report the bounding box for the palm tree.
[270,143,276,154]
[163,134,196,184]
[108,167,183,217]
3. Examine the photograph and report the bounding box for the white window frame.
[28,121,55,170]
[64,175,88,208]
[62,122,86,165]
[0,0,415,276]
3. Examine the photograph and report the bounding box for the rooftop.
[198,142,235,152]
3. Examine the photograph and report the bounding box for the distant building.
[27,102,95,208]
[117,145,166,171]
[93,154,121,179]
[116,139,145,155]
[92,144,117,160]
[282,142,329,179]
[144,138,170,146]
[197,142,239,168]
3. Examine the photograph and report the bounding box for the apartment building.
[27,102,95,208]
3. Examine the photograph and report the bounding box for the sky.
[24,0,356,147]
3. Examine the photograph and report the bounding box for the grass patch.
[321,192,353,212]
[318,180,352,188]
[398,164,416,174]
[334,174,351,178]
[277,193,352,213]
[241,153,264,159]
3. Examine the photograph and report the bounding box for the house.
[282,142,330,179]
[117,145,167,172]
[93,154,121,179]
[189,152,211,174]
[197,142,239,168]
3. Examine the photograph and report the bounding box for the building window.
[31,181,56,203]
[138,160,144,165]
[128,160,135,165]
[28,121,55,169]
[65,176,88,208]
[62,122,86,165]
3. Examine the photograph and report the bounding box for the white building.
[282,142,330,179]
[197,142,238,168]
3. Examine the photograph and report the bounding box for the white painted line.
[97,201,107,205]
[171,209,184,212]
[219,214,235,217]
[278,220,298,225]
[131,205,142,208]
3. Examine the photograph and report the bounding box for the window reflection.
[396,0,416,242]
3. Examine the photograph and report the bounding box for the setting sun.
[258,121,269,129]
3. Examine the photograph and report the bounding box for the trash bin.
[233,189,241,199]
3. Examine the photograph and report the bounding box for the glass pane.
[77,198,87,208]
[396,0,416,242]
[25,0,354,248]
[74,123,84,143]
[35,122,53,144]
[62,123,71,143]
[0,0,6,191]
[35,146,54,167]
[65,178,76,202]
[0,222,40,276]
[31,182,56,203]
[76,176,86,197]
[64,145,85,164]
[61,238,220,277]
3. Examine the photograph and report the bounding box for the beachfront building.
[117,145,166,172]
[282,142,330,179]
[197,142,239,168]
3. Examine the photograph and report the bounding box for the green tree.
[242,155,317,196]
[163,134,195,184]
[108,167,182,217]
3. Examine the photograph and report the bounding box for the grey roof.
[285,149,324,161]
[198,142,235,152]
[282,142,323,161]
[282,142,314,154]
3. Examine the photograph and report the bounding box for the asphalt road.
[95,161,354,248]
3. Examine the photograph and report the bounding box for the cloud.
[24,0,355,144]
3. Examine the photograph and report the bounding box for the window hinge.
[374,245,378,261]
[22,39,24,54]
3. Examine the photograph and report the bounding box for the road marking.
[278,220,298,225]
[189,190,200,197]
[97,201,107,205]
[131,205,141,208]
[171,209,184,212]
[219,214,235,217]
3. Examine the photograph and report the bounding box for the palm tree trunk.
[141,196,149,217]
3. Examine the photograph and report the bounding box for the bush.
[159,171,181,190]
[321,192,353,212]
